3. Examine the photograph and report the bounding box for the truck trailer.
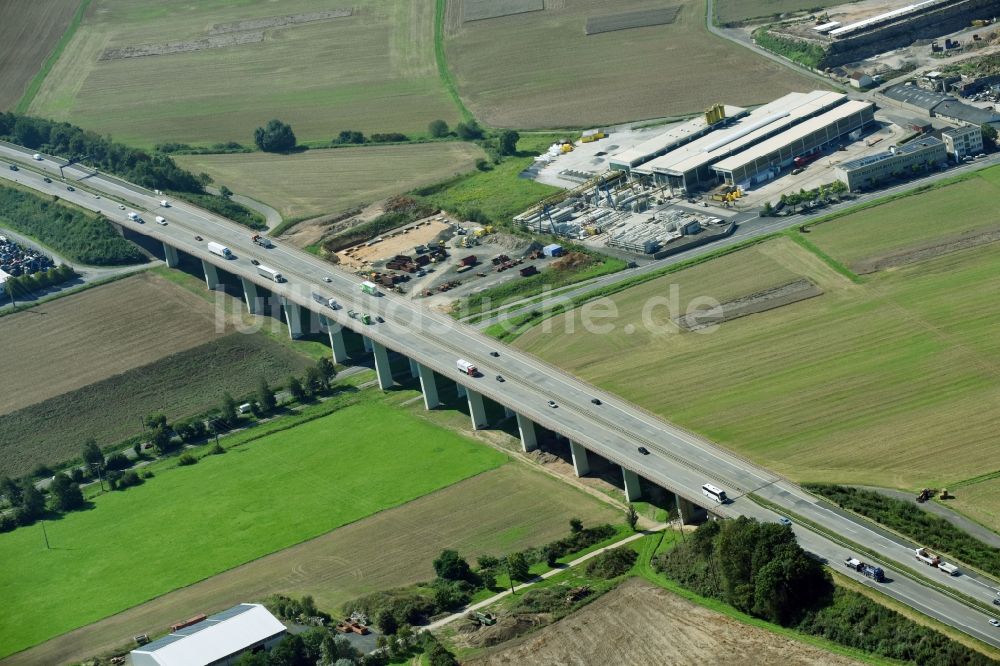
[258,265,284,282]
[361,280,380,296]
[915,547,941,567]
[456,359,478,376]
[251,234,273,248]
[844,557,885,582]
[208,242,234,259]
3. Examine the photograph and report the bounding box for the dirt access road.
[467,578,861,666]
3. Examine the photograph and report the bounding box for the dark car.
[195,235,203,241]
[375,316,385,323]
[490,351,500,357]
[496,375,505,382]
[8,164,17,171]
[591,398,602,405]
[43,177,52,183]
[251,259,260,266]
[66,185,75,191]
[637,446,650,455]
[547,400,557,408]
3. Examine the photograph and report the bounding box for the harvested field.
[673,278,822,331]
[0,0,82,110]
[517,232,1000,489]
[0,333,314,478]
[466,578,861,666]
[853,226,1000,274]
[950,476,1000,536]
[464,0,544,22]
[585,7,682,35]
[30,0,458,148]
[0,272,221,418]
[444,0,816,128]
[175,143,485,220]
[4,463,620,666]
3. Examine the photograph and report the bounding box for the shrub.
[254,119,296,152]
[177,453,197,466]
[586,547,637,579]
[104,452,131,471]
[115,470,143,490]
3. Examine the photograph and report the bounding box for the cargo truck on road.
[251,234,273,248]
[207,242,234,259]
[361,280,380,296]
[258,265,284,282]
[844,557,885,582]
[457,359,479,376]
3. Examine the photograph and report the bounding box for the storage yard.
[0,234,55,283]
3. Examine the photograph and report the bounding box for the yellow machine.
[704,104,727,125]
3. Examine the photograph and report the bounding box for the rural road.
[424,529,653,633]
[206,186,282,230]
[3,144,999,648]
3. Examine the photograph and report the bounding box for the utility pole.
[90,462,106,492]
[503,557,516,595]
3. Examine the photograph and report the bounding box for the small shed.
[849,72,873,89]
[542,243,564,257]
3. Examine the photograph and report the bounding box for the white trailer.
[457,359,478,376]
[155,216,167,225]
[207,242,234,259]
[257,265,284,282]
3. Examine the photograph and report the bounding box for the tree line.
[3,264,76,301]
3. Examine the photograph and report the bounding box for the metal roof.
[837,136,943,171]
[932,99,1000,125]
[608,105,747,168]
[882,84,951,110]
[636,91,846,176]
[712,100,873,172]
[131,604,286,666]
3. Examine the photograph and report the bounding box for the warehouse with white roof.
[130,603,287,666]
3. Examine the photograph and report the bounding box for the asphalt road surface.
[2,143,998,646]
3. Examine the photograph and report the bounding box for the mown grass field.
[10,462,620,666]
[950,476,1000,536]
[516,207,1000,491]
[444,0,816,128]
[176,142,485,219]
[28,0,458,148]
[0,400,507,658]
[0,0,82,110]
[0,332,314,479]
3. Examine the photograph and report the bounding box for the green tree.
[288,376,306,402]
[981,122,997,147]
[570,517,583,533]
[269,633,307,666]
[433,549,473,582]
[761,201,774,217]
[455,120,484,140]
[219,185,233,199]
[317,357,336,389]
[49,473,85,512]
[626,503,639,530]
[377,608,398,635]
[1,476,24,506]
[221,391,238,425]
[427,642,459,666]
[428,119,450,138]
[497,129,520,156]
[254,119,297,152]
[18,483,46,524]
[152,424,174,454]
[336,130,365,145]
[543,544,560,567]
[304,366,323,397]
[81,439,104,470]
[507,552,530,581]
[258,376,277,413]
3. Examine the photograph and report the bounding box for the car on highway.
[547,400,557,408]
[990,618,1000,628]
[32,153,42,161]
[778,517,792,527]
[638,446,650,455]
[323,277,332,283]
[591,398,601,405]
[251,259,260,266]
[66,186,74,191]
[375,316,384,323]
[496,375,505,382]
[43,177,51,183]
[490,351,500,357]
[118,204,126,210]
[8,164,17,171]
[194,235,203,241]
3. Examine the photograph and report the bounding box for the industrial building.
[712,99,874,186]
[834,136,947,191]
[942,124,984,158]
[130,604,287,666]
[881,84,1000,128]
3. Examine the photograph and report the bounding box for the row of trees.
[762,180,849,216]
[3,264,76,301]
[0,112,203,192]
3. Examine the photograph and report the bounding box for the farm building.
[711,100,875,186]
[942,124,984,158]
[618,91,870,193]
[608,105,748,172]
[130,604,286,666]
[833,136,947,191]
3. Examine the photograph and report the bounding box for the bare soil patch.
[209,9,353,34]
[854,226,1000,274]
[466,578,861,666]
[0,272,222,417]
[464,0,545,22]
[585,6,681,34]
[675,279,823,331]
[4,464,619,666]
[337,218,452,269]
[0,0,82,109]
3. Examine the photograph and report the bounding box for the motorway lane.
[3,145,1000,645]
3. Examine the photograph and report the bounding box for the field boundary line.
[434,0,475,123]
[785,230,863,284]
[15,0,93,114]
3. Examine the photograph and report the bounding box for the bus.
[702,483,729,504]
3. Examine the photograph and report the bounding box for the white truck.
[155,216,167,225]
[361,280,380,296]
[257,265,284,282]
[127,211,141,222]
[207,242,234,259]
[160,199,170,207]
[327,298,340,310]
[457,359,478,376]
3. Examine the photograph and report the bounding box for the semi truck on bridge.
[207,242,234,259]
[258,265,284,282]
[457,359,479,376]
[361,280,380,296]
[251,234,273,248]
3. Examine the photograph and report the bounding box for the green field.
[28,0,458,148]
[516,181,1000,490]
[950,476,1000,535]
[176,142,485,219]
[0,401,506,657]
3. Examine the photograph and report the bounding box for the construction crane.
[601,180,616,210]
[542,203,557,234]
[58,154,92,180]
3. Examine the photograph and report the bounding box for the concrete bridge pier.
[516,413,537,452]
[202,259,222,291]
[467,389,488,430]
[280,297,303,339]
[321,317,350,363]
[408,357,420,379]
[362,335,373,353]
[163,243,179,268]
[456,382,467,399]
[371,341,394,390]
[503,406,514,419]
[622,468,642,502]
[676,495,697,525]
[569,441,590,477]
[417,363,440,409]
[241,278,260,315]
